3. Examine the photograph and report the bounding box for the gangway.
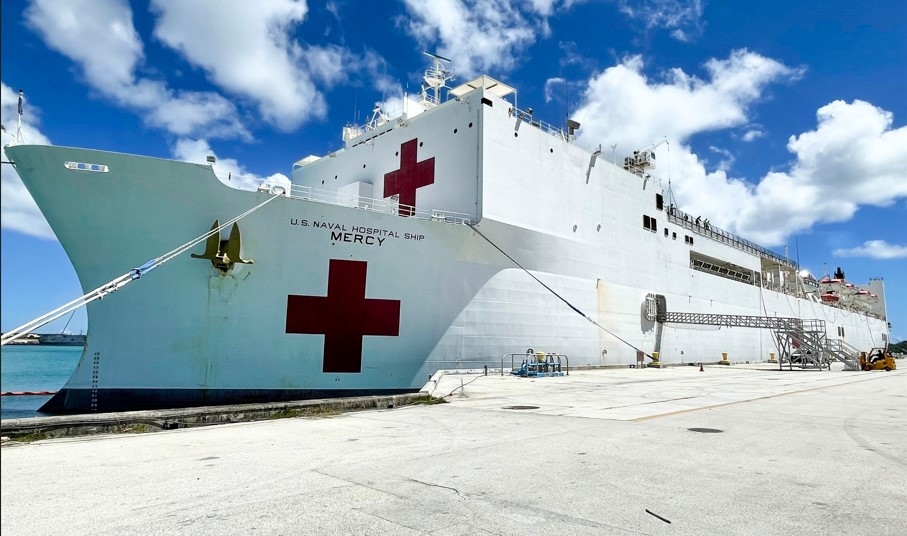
[656,311,861,370]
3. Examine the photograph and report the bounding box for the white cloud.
[172,138,289,192]
[400,0,546,77]
[544,77,566,103]
[150,0,336,132]
[708,145,734,172]
[617,0,705,41]
[0,83,55,239]
[25,0,248,139]
[401,0,703,72]
[735,100,907,245]
[834,240,907,260]
[741,129,764,142]
[574,50,802,153]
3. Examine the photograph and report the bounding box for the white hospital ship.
[6,54,888,413]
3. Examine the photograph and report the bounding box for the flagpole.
[16,89,23,143]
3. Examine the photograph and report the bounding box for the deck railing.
[666,206,795,269]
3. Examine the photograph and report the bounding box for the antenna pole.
[16,89,24,143]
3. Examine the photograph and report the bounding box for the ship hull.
[7,78,889,414]
[39,387,413,414]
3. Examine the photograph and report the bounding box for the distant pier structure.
[2,333,85,346]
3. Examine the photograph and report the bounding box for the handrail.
[284,184,474,224]
[666,208,795,268]
[211,172,475,226]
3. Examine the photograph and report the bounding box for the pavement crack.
[310,467,409,500]
[404,476,464,498]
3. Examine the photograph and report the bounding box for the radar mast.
[420,51,454,108]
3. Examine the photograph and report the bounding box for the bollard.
[484,365,488,376]
[768,352,777,363]
[648,350,663,368]
[719,352,730,365]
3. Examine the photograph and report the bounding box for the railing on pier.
[501,352,569,376]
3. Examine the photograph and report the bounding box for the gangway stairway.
[656,312,861,370]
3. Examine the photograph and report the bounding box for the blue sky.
[2,0,905,341]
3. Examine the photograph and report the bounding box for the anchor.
[191,220,254,273]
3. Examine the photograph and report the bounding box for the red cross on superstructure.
[384,138,435,216]
[285,259,401,373]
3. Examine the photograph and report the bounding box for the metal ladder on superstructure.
[656,312,861,370]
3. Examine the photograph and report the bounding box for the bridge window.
[643,215,657,232]
[656,193,664,210]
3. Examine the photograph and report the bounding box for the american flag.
[18,90,23,116]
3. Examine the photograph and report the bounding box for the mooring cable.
[466,223,653,359]
[1,192,283,346]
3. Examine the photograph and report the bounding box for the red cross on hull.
[384,138,435,216]
[286,260,401,373]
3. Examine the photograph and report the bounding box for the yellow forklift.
[860,348,897,371]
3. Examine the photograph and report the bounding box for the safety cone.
[699,363,704,372]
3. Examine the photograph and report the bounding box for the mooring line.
[466,222,652,359]
[1,192,282,346]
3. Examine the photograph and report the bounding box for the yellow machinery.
[859,348,897,371]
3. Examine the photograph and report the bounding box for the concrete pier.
[2,363,905,535]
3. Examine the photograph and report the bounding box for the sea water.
[1,345,81,419]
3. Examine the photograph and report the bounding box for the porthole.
[362,164,366,168]
[550,148,554,154]
[596,224,601,232]
[419,141,424,147]
[395,151,399,156]
[454,128,458,134]
[573,224,578,232]
[514,132,519,137]
[468,122,473,128]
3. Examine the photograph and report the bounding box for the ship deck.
[2,364,905,535]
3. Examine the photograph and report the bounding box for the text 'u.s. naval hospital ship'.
[5,53,890,414]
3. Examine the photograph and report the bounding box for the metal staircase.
[657,312,861,370]
[825,338,863,371]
